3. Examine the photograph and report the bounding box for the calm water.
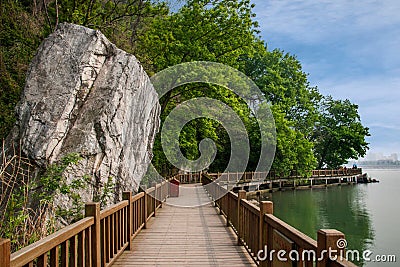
[259,169,400,266]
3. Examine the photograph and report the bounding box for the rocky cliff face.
[8,23,160,203]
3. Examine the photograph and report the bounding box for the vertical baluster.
[132,201,136,234]
[84,227,91,267]
[61,241,69,267]
[114,212,118,255]
[152,183,157,216]
[137,200,140,231]
[119,209,123,249]
[119,208,123,248]
[69,236,77,267]
[100,219,105,267]
[50,246,59,267]
[105,217,110,263]
[37,253,48,267]
[77,231,84,267]
[237,190,246,245]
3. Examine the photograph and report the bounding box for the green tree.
[240,48,322,135]
[0,1,48,139]
[152,82,257,175]
[137,0,261,174]
[313,96,370,169]
[239,47,319,175]
[136,0,258,72]
[270,105,316,176]
[0,0,371,177]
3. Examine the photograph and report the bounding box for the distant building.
[360,152,398,162]
[356,152,400,168]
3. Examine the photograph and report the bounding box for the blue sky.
[251,0,400,156]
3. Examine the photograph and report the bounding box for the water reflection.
[257,184,374,266]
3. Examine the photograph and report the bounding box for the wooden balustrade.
[207,168,362,183]
[1,181,169,267]
[202,173,357,267]
[1,173,362,267]
[173,173,202,184]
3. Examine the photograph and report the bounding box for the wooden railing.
[311,169,362,177]
[173,172,202,184]
[202,174,357,267]
[207,168,362,182]
[0,180,169,267]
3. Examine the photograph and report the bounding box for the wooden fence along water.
[1,170,363,267]
[202,174,358,267]
[205,169,363,192]
[207,168,362,182]
[0,181,169,267]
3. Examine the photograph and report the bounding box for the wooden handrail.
[100,200,129,219]
[10,217,94,266]
[203,173,357,267]
[131,191,144,201]
[3,180,170,267]
[206,168,362,182]
[241,199,260,216]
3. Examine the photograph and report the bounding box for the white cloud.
[252,0,400,44]
[315,75,400,120]
[315,74,400,102]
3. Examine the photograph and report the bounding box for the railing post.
[226,193,230,227]
[259,201,273,267]
[317,229,345,267]
[85,203,101,267]
[163,181,166,202]
[122,191,133,251]
[142,186,148,229]
[237,190,246,245]
[158,182,162,208]
[0,238,10,267]
[152,182,157,216]
[168,178,172,196]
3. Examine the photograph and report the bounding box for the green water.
[258,169,400,266]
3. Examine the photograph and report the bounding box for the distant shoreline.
[357,166,400,170]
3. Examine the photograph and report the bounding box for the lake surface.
[258,169,399,266]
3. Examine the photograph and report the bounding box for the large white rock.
[11,23,160,202]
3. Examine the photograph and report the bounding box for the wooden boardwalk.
[2,174,357,267]
[113,184,256,266]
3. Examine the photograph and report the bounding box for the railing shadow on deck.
[0,180,169,267]
[202,173,358,267]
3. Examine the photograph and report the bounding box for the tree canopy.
[0,0,370,176]
[312,97,370,169]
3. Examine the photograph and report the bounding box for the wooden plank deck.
[113,184,257,266]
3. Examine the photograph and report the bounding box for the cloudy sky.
[251,0,400,156]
